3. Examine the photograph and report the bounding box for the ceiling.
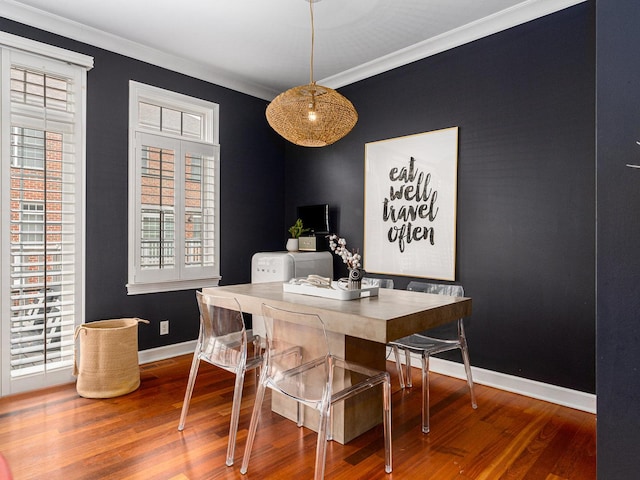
[1,0,583,100]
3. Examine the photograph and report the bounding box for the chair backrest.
[406,282,465,337]
[407,281,464,297]
[196,291,248,367]
[260,304,330,401]
[364,277,395,289]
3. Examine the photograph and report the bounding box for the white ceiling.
[1,0,584,100]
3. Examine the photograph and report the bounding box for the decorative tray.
[282,280,379,301]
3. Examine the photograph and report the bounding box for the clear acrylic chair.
[178,291,262,466]
[363,277,395,289]
[388,281,477,433]
[240,304,392,480]
[0,453,13,480]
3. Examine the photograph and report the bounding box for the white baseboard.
[395,350,596,414]
[138,340,197,365]
[139,342,596,415]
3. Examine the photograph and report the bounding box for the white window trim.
[0,35,91,396]
[0,31,93,69]
[127,81,221,295]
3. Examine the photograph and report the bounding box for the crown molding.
[0,30,93,68]
[1,0,587,99]
[320,0,588,89]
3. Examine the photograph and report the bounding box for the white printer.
[250,251,333,337]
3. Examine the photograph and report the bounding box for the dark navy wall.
[285,3,596,393]
[0,18,286,350]
[596,0,640,477]
[1,5,598,393]
[12,0,640,474]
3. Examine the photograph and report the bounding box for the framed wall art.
[364,126,459,280]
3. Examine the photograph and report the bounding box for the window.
[127,82,220,294]
[20,203,45,244]
[11,127,45,169]
[1,32,92,396]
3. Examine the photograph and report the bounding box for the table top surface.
[204,282,472,344]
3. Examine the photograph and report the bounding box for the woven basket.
[74,318,149,398]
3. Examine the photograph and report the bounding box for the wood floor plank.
[0,355,596,479]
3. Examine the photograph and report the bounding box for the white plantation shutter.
[136,133,178,281]
[1,36,92,395]
[132,132,218,285]
[184,146,217,273]
[127,82,220,294]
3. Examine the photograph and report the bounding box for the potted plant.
[286,218,310,252]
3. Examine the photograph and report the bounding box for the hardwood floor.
[0,355,595,480]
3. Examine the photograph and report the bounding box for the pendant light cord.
[309,0,315,85]
[265,0,358,146]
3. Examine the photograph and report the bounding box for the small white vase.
[286,238,299,252]
[348,268,363,290]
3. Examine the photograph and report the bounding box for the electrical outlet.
[160,320,169,335]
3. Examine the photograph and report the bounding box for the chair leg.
[296,350,304,428]
[296,364,304,428]
[225,369,246,466]
[297,402,303,427]
[392,345,405,389]
[382,373,393,474]
[313,405,331,480]
[421,353,430,434]
[405,348,413,388]
[460,340,478,409]
[177,351,201,431]
[252,336,263,384]
[240,372,267,475]
[458,319,477,409]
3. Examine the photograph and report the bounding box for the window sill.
[126,277,221,295]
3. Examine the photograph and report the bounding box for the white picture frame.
[364,127,459,280]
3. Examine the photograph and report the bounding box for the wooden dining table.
[203,281,472,444]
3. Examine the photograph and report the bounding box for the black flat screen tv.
[297,204,330,234]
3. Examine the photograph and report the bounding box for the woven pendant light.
[266,0,358,147]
